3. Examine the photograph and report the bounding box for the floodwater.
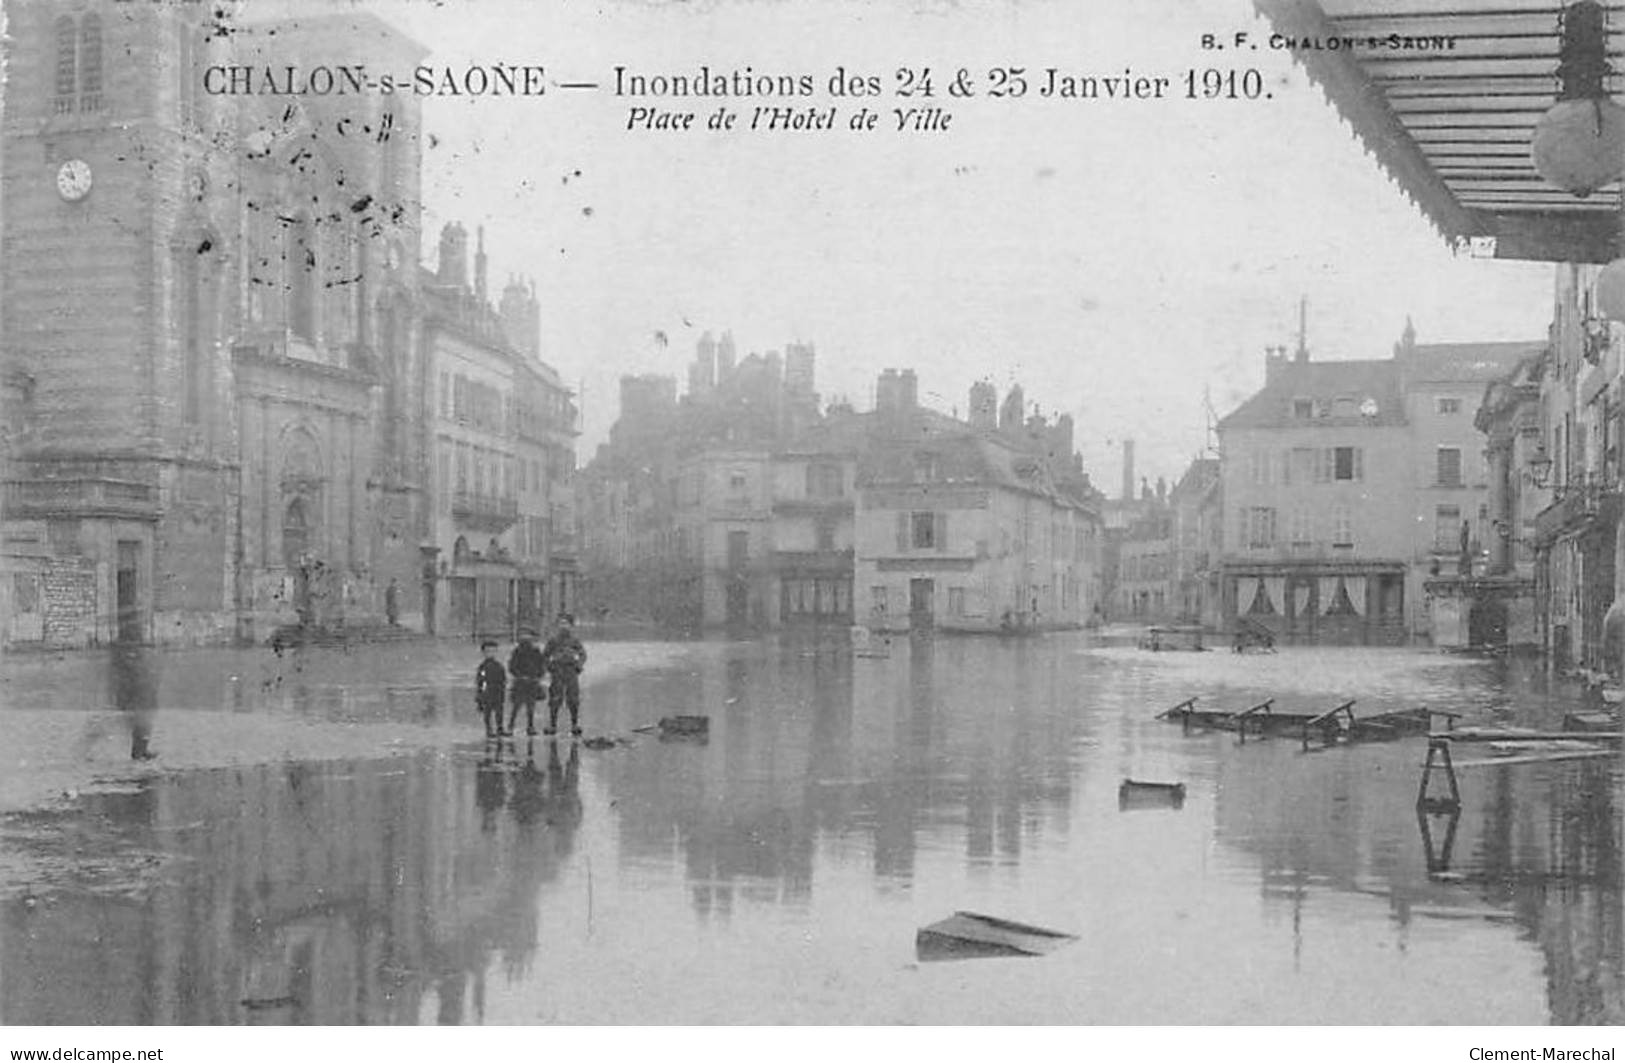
[0,632,1620,1024]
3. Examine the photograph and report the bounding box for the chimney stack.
[875,369,920,413]
[968,380,998,429]
[437,222,468,289]
[999,384,1025,431]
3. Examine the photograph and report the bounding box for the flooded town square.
[10,0,1625,1037]
[1,632,1618,1025]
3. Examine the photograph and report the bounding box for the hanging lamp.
[1533,1,1625,198]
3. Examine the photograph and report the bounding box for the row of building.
[578,347,1106,633]
[1104,321,1553,651]
[1100,0,1625,670]
[0,7,579,648]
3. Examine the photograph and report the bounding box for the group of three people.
[474,613,588,738]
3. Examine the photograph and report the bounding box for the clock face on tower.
[56,159,93,201]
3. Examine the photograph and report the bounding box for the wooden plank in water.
[1456,748,1617,769]
[1434,730,1623,743]
[916,911,1078,962]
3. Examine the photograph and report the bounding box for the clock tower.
[1,3,431,646]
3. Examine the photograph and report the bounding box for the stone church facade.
[0,5,493,646]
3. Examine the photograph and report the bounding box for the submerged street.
[0,632,1619,1025]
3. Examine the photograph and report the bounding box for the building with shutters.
[1217,323,1541,645]
[420,224,577,639]
[854,371,1101,634]
[579,351,1102,632]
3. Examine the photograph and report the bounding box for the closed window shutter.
[1354,448,1364,482]
[934,512,948,552]
[896,511,909,552]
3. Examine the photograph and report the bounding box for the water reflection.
[109,645,160,761]
[1,637,1621,1023]
[589,632,1082,922]
[0,741,583,1024]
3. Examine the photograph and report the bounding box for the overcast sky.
[282,0,1555,491]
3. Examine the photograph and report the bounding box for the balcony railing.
[771,496,854,514]
[451,490,520,532]
[3,478,158,521]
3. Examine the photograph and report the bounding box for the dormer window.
[1292,398,1314,419]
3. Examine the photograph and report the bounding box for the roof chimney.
[437,222,468,289]
[1294,296,1310,364]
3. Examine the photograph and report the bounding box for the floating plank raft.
[1158,697,1461,750]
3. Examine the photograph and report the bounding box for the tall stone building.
[1,6,429,645]
[421,223,577,639]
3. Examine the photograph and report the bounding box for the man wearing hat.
[507,626,547,736]
[541,612,588,736]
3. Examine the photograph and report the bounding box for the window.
[1292,398,1314,419]
[1436,397,1461,415]
[1435,505,1461,552]
[1290,448,1316,485]
[871,586,888,616]
[1247,507,1276,549]
[78,14,102,111]
[727,530,748,568]
[1333,397,1359,417]
[729,471,748,493]
[1333,446,1360,481]
[1289,508,1313,548]
[1250,450,1274,486]
[51,14,102,115]
[948,587,966,616]
[1332,506,1353,548]
[54,17,76,112]
[911,511,936,549]
[816,519,836,551]
[1436,447,1463,488]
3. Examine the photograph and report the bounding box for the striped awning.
[1254,0,1625,262]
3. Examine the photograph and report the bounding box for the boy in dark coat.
[475,639,507,738]
[507,628,547,736]
[541,613,587,736]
